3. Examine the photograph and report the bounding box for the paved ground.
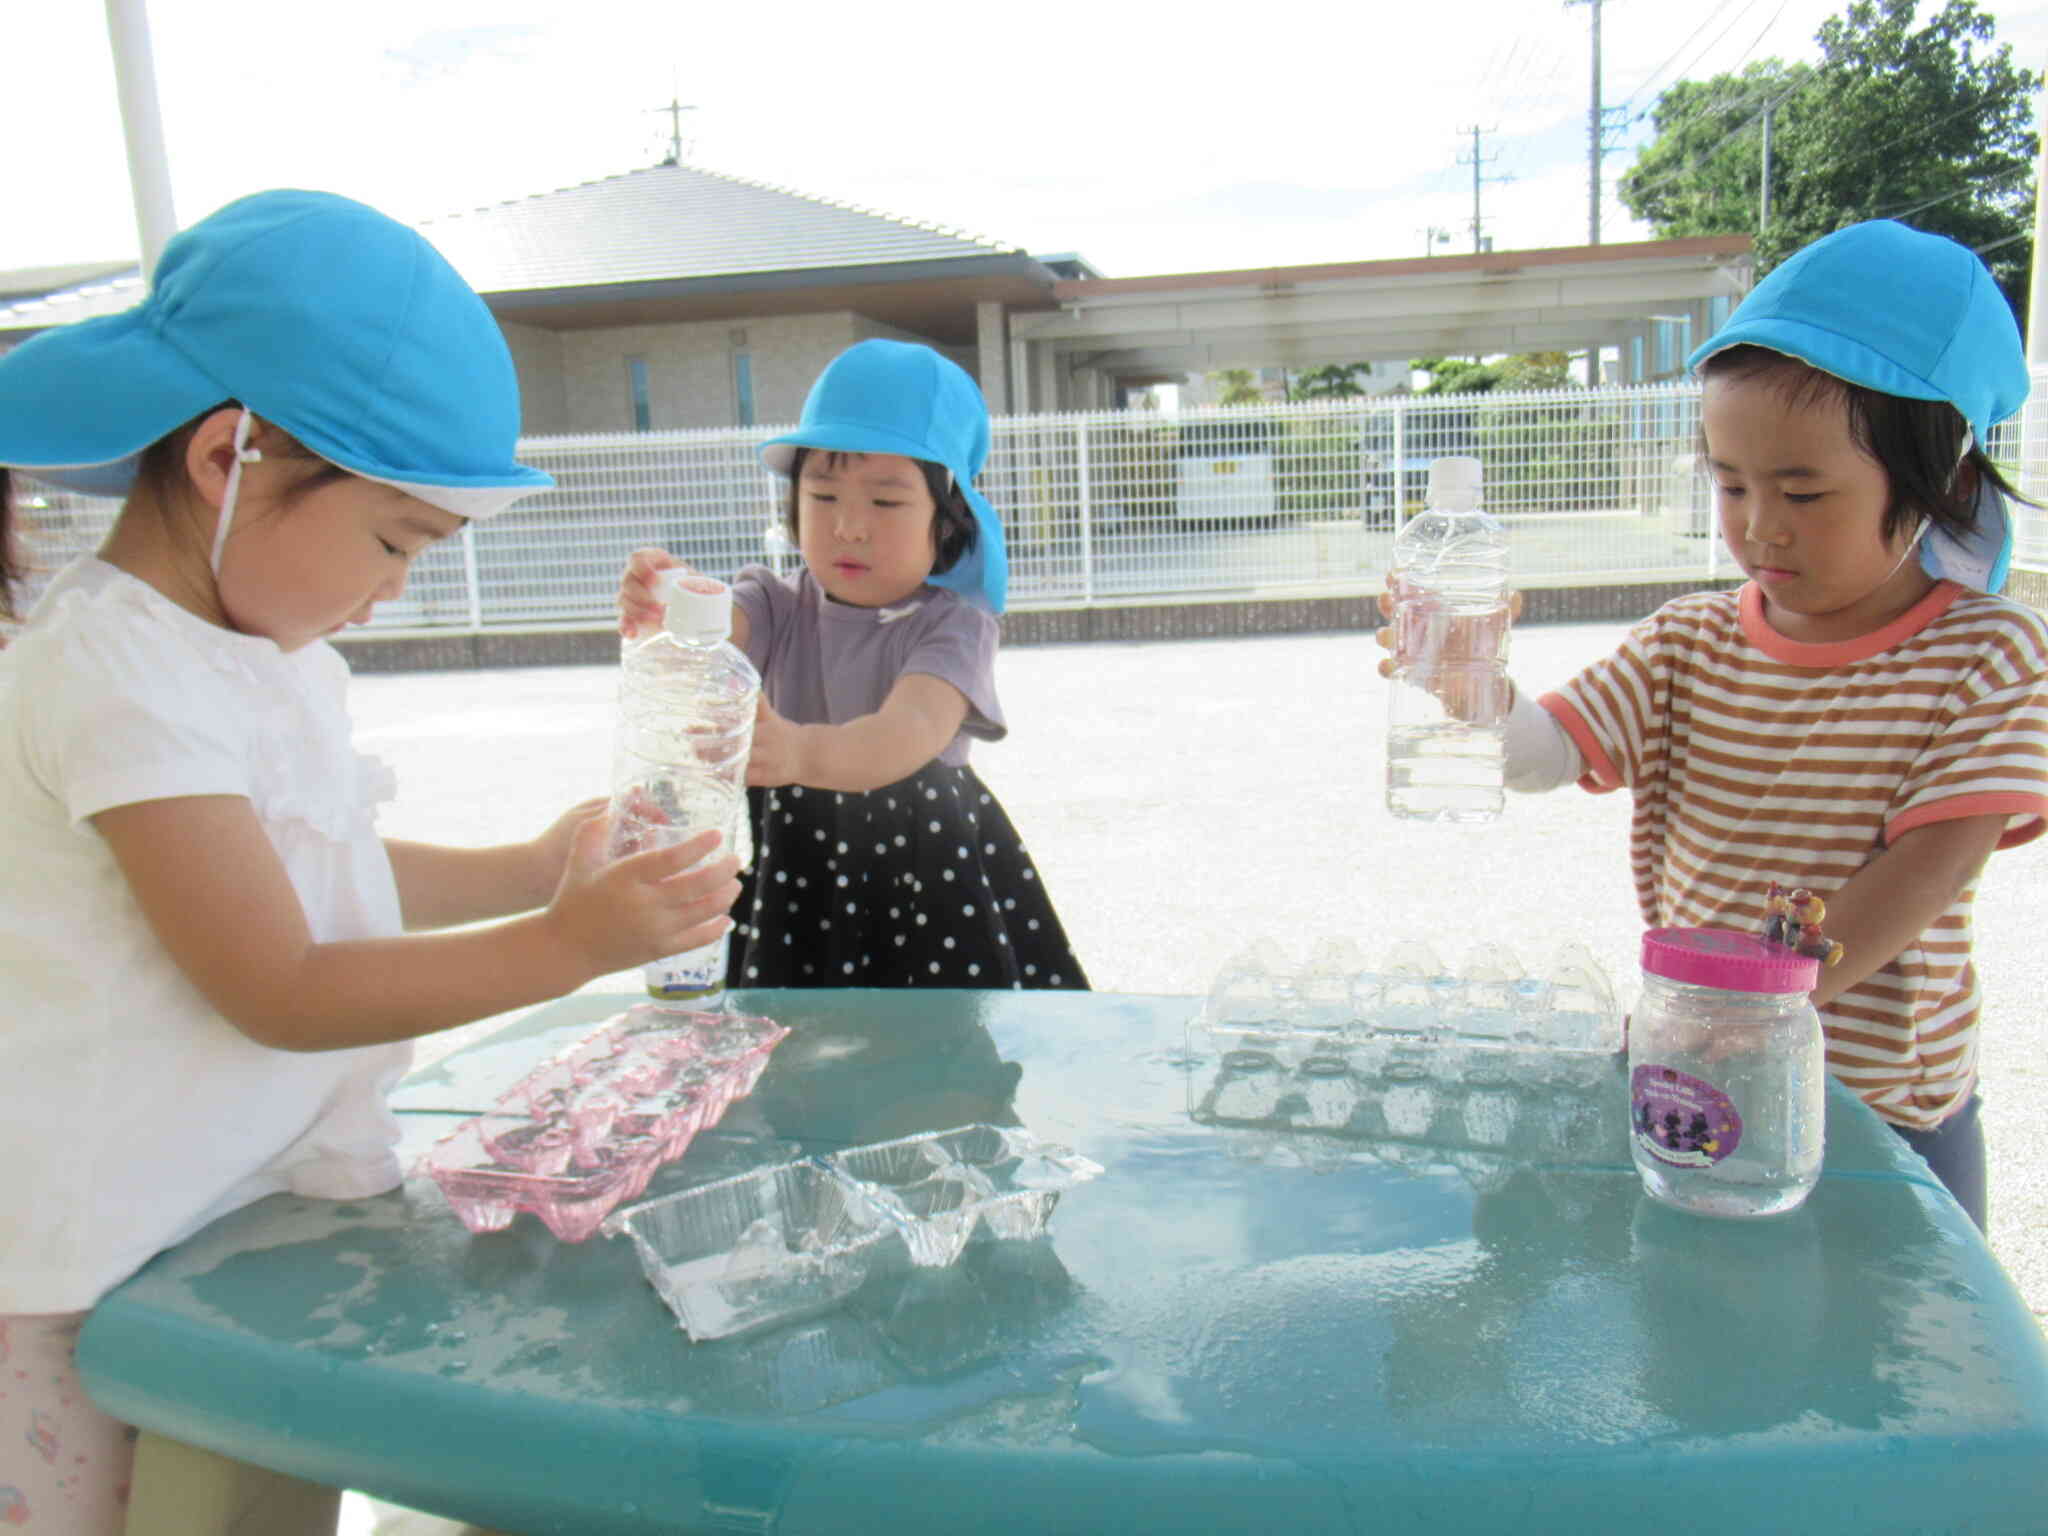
[339,617,2048,1533]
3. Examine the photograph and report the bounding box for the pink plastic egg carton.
[422,1005,790,1242]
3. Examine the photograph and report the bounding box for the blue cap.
[1689,219,2027,445]
[1688,219,2028,593]
[760,339,1008,613]
[0,188,550,519]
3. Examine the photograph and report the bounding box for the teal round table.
[78,989,2048,1535]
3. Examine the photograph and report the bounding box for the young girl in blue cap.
[621,339,1087,991]
[0,189,741,1532]
[1387,220,2048,1229]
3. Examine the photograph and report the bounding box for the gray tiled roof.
[420,163,1023,295]
[0,163,1029,339]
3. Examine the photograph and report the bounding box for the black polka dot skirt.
[730,764,1089,991]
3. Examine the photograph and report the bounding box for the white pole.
[104,0,177,279]
[2022,62,2048,517]
[2029,65,2048,367]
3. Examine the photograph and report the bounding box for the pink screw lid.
[1641,927,1818,994]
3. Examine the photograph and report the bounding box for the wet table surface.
[79,990,2048,1536]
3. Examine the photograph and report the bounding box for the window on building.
[734,351,756,427]
[627,356,651,432]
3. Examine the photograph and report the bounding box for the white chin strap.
[1882,516,1931,585]
[208,408,265,578]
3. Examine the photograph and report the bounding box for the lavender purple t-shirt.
[730,564,1005,767]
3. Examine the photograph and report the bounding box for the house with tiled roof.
[0,164,1083,433]
[1,163,1749,427]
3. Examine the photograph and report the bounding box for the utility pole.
[1565,0,1611,246]
[1456,127,1513,253]
[1759,103,1774,233]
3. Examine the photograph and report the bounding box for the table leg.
[122,1430,341,1536]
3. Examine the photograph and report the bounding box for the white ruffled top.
[0,559,412,1312]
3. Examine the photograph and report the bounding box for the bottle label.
[645,934,727,1003]
[1631,1065,1743,1167]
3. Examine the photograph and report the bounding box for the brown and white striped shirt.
[1541,580,2048,1130]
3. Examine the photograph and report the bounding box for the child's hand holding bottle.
[619,546,685,639]
[540,815,741,981]
[1374,576,1523,720]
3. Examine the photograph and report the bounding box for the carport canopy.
[1005,234,1753,408]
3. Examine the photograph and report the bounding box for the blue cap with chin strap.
[1687,218,2027,594]
[760,340,1009,613]
[0,188,551,522]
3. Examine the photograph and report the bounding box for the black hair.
[781,447,977,574]
[0,464,20,623]
[130,403,354,553]
[1696,344,2033,545]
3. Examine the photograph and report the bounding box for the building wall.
[500,321,567,435]
[847,314,970,380]
[545,311,961,435]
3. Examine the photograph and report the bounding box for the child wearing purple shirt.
[622,341,1086,991]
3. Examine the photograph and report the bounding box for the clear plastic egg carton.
[605,1123,1102,1341]
[1196,936,1621,1084]
[1186,937,1622,1173]
[421,1006,790,1243]
[1191,1044,1615,1176]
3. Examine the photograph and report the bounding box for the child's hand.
[542,814,742,978]
[527,795,608,902]
[745,695,806,788]
[1373,575,1524,675]
[1375,576,1522,723]
[619,547,687,639]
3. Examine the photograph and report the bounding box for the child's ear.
[181,407,252,511]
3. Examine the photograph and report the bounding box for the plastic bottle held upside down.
[1385,455,1511,823]
[607,572,760,1007]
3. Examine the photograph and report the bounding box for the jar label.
[1631,1065,1743,1167]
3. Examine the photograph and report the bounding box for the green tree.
[1207,368,1265,406]
[1617,0,2037,315]
[1288,364,1370,400]
[1408,353,1572,394]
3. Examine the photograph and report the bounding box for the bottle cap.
[1427,455,1483,511]
[1641,927,1818,994]
[659,570,734,641]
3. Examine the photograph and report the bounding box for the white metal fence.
[15,375,2048,633]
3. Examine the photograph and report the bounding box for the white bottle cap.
[660,570,734,641]
[1428,455,1483,511]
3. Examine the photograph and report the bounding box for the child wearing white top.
[0,190,740,1533]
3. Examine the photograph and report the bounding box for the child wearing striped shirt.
[1409,222,2048,1230]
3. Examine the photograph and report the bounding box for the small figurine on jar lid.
[1758,882,1845,967]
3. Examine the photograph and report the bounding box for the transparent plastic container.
[1385,455,1511,823]
[421,1007,789,1242]
[1629,928,1823,1219]
[1186,937,1622,1183]
[608,572,760,1007]
[607,1124,1102,1341]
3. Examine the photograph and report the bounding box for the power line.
[1617,73,1814,204]
[1619,0,1761,112]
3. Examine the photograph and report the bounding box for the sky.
[10,0,2048,281]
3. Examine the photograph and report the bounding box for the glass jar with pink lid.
[1629,928,1823,1218]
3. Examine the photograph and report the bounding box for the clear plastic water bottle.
[607,572,760,1007]
[1385,455,1510,823]
[1629,929,1824,1219]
